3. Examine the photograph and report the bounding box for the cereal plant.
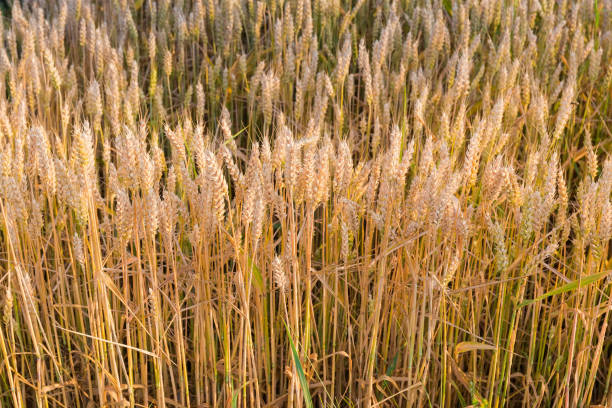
[0,0,611,407]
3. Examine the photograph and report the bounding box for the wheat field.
[0,0,611,406]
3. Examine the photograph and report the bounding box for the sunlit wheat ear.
[552,78,576,142]
[358,39,373,105]
[284,140,301,197]
[2,287,12,326]
[251,191,265,244]
[261,70,280,124]
[221,145,244,190]
[261,136,273,181]
[300,142,316,204]
[86,80,103,131]
[196,81,205,120]
[598,199,612,242]
[73,233,85,267]
[334,33,351,88]
[219,106,236,153]
[15,267,36,320]
[488,219,509,273]
[313,146,329,206]
[463,119,484,190]
[43,47,61,90]
[204,150,228,225]
[333,141,352,197]
[145,188,160,239]
[116,188,132,243]
[583,129,598,180]
[29,127,56,195]
[73,122,96,193]
[441,254,460,290]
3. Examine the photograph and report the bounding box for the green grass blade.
[595,0,600,31]
[519,270,610,307]
[283,321,313,408]
[247,255,264,290]
[442,0,453,15]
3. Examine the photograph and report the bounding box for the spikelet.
[160,189,177,246]
[366,156,381,209]
[454,50,471,100]
[261,135,273,175]
[300,141,316,204]
[313,145,329,206]
[73,123,96,194]
[340,220,349,260]
[552,80,576,142]
[180,163,198,206]
[597,158,612,209]
[584,129,598,179]
[148,29,157,63]
[28,198,43,238]
[165,125,186,163]
[148,288,158,319]
[358,39,373,105]
[116,188,132,242]
[333,141,352,196]
[273,256,288,293]
[245,143,262,185]
[251,187,265,244]
[481,156,505,205]
[79,18,87,47]
[73,233,85,267]
[29,127,56,195]
[219,145,243,190]
[557,168,568,217]
[599,200,612,242]
[204,150,228,225]
[2,287,12,325]
[261,70,280,124]
[86,80,103,131]
[396,140,415,184]
[543,154,558,206]
[196,81,205,120]
[145,188,160,240]
[463,120,484,189]
[334,34,351,87]
[43,46,61,90]
[488,219,509,273]
[219,106,236,153]
[410,72,428,134]
[163,49,173,77]
[519,190,535,242]
[486,96,505,143]
[285,141,301,196]
[442,254,460,289]
[105,64,121,136]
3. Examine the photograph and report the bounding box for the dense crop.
[0,0,612,406]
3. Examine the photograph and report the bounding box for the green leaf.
[385,352,399,377]
[519,270,609,308]
[283,321,313,408]
[229,125,249,142]
[247,255,264,290]
[231,381,252,408]
[595,0,600,31]
[231,388,239,408]
[379,351,400,392]
[442,0,453,15]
